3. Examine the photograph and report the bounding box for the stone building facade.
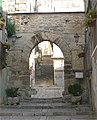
[6,12,86,99]
[85,0,97,112]
[0,0,8,104]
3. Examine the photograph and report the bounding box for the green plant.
[5,87,20,97]
[0,17,5,22]
[84,18,96,27]
[7,21,15,37]
[0,21,4,26]
[0,16,5,29]
[86,9,97,18]
[84,9,97,27]
[68,83,82,96]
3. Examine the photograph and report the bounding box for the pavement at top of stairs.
[31,85,64,98]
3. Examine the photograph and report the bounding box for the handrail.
[91,45,97,57]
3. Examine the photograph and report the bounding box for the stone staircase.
[0,97,96,118]
[35,55,54,82]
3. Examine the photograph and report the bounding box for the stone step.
[1,103,69,109]
[0,97,95,117]
[0,107,95,117]
[1,102,91,109]
[22,97,64,103]
[1,103,91,110]
[20,98,91,111]
[0,102,93,115]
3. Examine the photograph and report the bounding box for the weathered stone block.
[71,96,81,104]
[71,48,84,71]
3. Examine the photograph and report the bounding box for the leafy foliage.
[84,18,96,27]
[86,9,97,18]
[0,16,5,28]
[7,21,15,37]
[0,17,5,22]
[68,83,82,96]
[84,9,97,27]
[5,87,20,97]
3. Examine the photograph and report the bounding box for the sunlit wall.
[7,0,85,13]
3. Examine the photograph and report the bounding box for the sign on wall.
[75,72,83,79]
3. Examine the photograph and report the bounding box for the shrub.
[68,83,82,96]
[5,87,20,97]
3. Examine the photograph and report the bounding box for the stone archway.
[7,13,85,98]
[7,31,72,98]
[29,31,70,58]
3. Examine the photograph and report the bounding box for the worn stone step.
[22,97,64,103]
[0,103,91,110]
[0,107,95,116]
[0,97,95,117]
[0,103,92,113]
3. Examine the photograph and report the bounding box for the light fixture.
[74,33,80,45]
[74,33,85,50]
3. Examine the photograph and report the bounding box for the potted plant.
[84,9,97,27]
[68,83,82,104]
[5,87,20,105]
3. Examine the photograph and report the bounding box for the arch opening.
[29,41,64,98]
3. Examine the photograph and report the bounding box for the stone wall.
[89,0,97,111]
[7,12,85,98]
[72,47,84,71]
